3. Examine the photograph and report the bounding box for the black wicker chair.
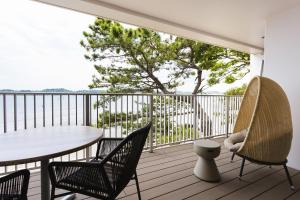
[48,122,152,200]
[0,169,30,200]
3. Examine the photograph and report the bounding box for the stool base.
[193,157,220,182]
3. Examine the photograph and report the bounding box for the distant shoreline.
[0,88,105,94]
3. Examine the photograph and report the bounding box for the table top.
[0,126,103,166]
[194,139,221,149]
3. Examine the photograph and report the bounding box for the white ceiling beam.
[33,0,263,54]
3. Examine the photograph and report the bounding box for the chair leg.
[134,171,142,200]
[50,187,55,200]
[239,158,245,178]
[231,153,235,162]
[283,164,295,190]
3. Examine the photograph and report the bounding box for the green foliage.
[96,111,197,145]
[225,84,247,95]
[81,18,250,94]
[157,125,198,145]
[95,96,199,142]
[97,111,127,128]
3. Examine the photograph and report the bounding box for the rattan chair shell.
[233,76,293,163]
[230,76,294,189]
[0,169,30,200]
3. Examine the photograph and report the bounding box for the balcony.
[0,92,299,199]
[1,0,300,199]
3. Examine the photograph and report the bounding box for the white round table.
[193,139,221,182]
[0,126,103,200]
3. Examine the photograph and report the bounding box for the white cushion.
[224,129,247,152]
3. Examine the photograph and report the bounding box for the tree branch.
[192,69,202,94]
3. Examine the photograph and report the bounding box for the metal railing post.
[85,94,91,126]
[13,94,17,131]
[193,94,197,140]
[3,94,7,133]
[225,96,230,137]
[84,94,92,161]
[149,95,154,153]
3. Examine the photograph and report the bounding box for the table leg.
[41,159,50,200]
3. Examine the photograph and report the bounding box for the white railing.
[0,92,242,174]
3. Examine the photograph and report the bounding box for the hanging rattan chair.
[224,76,294,189]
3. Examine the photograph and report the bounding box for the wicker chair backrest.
[0,169,30,199]
[103,122,152,196]
[234,76,293,163]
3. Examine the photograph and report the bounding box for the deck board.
[26,138,299,200]
[286,190,300,200]
[252,173,300,200]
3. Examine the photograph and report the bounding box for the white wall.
[250,54,263,76]
[264,5,300,169]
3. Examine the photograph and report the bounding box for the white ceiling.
[33,0,300,54]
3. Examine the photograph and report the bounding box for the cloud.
[0,0,97,90]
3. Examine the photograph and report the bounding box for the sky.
[0,0,261,92]
[0,0,96,90]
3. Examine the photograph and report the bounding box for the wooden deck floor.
[27,138,300,200]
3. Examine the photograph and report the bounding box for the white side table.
[193,139,221,182]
